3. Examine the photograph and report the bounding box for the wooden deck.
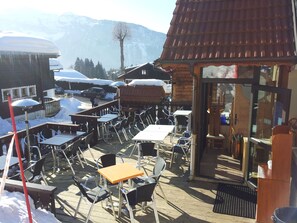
[41,134,255,223]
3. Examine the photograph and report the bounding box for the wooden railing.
[0,178,57,215]
[0,122,80,158]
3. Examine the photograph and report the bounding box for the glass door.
[246,85,291,188]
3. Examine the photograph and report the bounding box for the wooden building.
[159,0,297,185]
[117,62,171,84]
[0,32,60,119]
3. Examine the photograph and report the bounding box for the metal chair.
[56,139,84,175]
[73,176,115,223]
[10,157,48,185]
[175,115,189,133]
[120,182,159,223]
[132,157,167,202]
[136,142,157,174]
[170,137,191,168]
[79,131,95,162]
[156,118,173,125]
[96,153,124,188]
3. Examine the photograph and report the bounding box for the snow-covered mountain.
[0,9,166,70]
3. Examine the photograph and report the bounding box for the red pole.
[7,95,33,223]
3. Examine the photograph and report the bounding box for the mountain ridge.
[0,10,166,70]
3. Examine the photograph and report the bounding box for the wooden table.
[97,163,144,218]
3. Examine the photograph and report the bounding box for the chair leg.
[74,195,83,217]
[86,201,96,223]
[113,127,123,144]
[76,152,85,168]
[78,147,88,165]
[41,172,48,185]
[127,205,135,223]
[152,198,160,223]
[169,151,175,168]
[87,145,96,162]
[157,182,167,202]
[129,142,138,157]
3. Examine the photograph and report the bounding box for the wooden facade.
[0,54,56,119]
[158,0,297,180]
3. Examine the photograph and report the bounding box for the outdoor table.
[39,131,86,172]
[173,110,192,136]
[97,163,144,218]
[131,124,175,157]
[97,114,118,142]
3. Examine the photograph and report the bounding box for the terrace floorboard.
[41,134,255,223]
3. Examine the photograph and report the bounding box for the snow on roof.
[54,69,113,86]
[50,58,63,70]
[0,31,60,56]
[128,79,167,92]
[54,69,88,79]
[128,79,166,87]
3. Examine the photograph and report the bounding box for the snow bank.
[0,190,60,223]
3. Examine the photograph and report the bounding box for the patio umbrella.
[11,98,40,162]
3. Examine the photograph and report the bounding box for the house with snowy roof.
[117,62,171,84]
[0,31,60,119]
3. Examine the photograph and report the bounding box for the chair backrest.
[183,130,192,138]
[32,157,46,177]
[98,153,116,168]
[126,182,157,206]
[176,115,188,126]
[152,157,166,181]
[157,118,173,125]
[177,137,190,146]
[139,142,157,157]
[81,132,93,149]
[72,176,93,203]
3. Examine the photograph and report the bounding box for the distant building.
[0,31,60,119]
[117,62,171,84]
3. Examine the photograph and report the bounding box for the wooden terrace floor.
[42,133,255,223]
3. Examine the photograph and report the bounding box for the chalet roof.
[0,31,60,57]
[160,0,297,66]
[118,62,170,80]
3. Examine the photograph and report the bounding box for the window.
[141,69,147,75]
[1,85,37,102]
[29,86,36,96]
[21,87,28,97]
[12,88,20,99]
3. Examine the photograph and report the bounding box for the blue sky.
[0,0,176,33]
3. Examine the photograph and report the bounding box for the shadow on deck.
[42,135,254,223]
